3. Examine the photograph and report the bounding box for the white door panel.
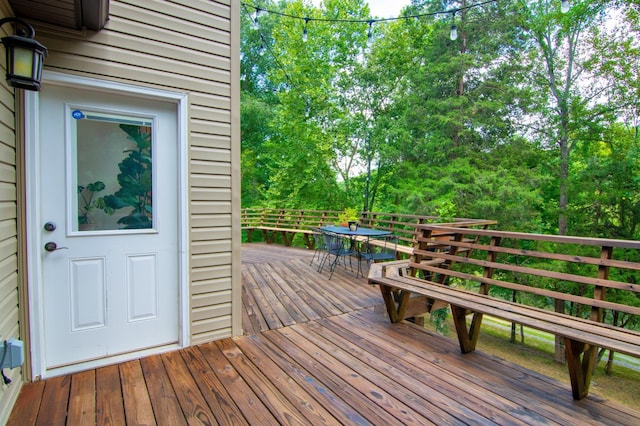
[39,85,179,369]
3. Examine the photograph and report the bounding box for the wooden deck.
[8,244,640,425]
[241,243,382,335]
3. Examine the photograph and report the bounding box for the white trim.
[44,344,181,378]
[25,71,190,379]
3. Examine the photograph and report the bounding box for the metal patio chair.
[309,227,327,270]
[359,234,398,272]
[318,231,357,279]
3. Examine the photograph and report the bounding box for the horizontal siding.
[191,214,231,229]
[192,304,231,322]
[0,182,16,201]
[191,315,231,340]
[189,325,232,345]
[192,252,232,268]
[190,175,232,189]
[105,18,231,57]
[0,139,16,163]
[43,37,231,81]
[191,240,230,255]
[190,201,232,215]
[191,160,231,175]
[192,134,233,147]
[0,163,16,186]
[192,289,232,308]
[45,54,232,95]
[34,0,238,345]
[0,2,20,421]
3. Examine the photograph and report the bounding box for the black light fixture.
[0,17,47,91]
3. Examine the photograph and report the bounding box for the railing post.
[480,236,501,295]
[593,246,612,322]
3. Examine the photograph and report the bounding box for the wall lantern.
[0,17,47,91]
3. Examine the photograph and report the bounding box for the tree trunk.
[606,349,614,376]
[558,130,570,236]
[510,291,520,344]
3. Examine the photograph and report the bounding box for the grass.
[419,315,640,412]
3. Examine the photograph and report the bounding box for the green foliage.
[337,207,359,224]
[240,0,640,242]
[102,124,152,229]
[430,308,449,335]
[77,180,106,224]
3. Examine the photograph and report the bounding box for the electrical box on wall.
[1,338,24,369]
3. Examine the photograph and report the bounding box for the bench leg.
[303,234,314,249]
[379,285,411,323]
[451,306,483,354]
[564,338,597,400]
[262,229,275,244]
[280,231,294,246]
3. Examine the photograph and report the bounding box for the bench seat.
[373,274,640,359]
[245,226,314,234]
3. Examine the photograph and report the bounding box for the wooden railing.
[241,208,496,252]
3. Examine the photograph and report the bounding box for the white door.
[37,85,179,370]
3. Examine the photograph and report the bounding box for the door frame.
[24,71,190,379]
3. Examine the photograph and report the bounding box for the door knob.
[44,222,56,232]
[44,242,68,252]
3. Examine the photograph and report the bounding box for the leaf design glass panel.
[75,110,153,231]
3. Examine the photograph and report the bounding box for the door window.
[73,110,153,232]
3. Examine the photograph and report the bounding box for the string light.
[251,11,259,30]
[243,0,569,85]
[241,3,292,84]
[243,0,499,35]
[244,1,571,42]
[252,6,267,30]
[450,12,458,41]
[302,18,309,42]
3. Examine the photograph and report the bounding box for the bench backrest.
[359,212,496,247]
[242,208,497,253]
[241,209,341,230]
[410,225,640,321]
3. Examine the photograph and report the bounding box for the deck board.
[119,361,155,426]
[7,243,640,425]
[67,370,95,425]
[180,346,249,426]
[36,375,70,426]
[196,341,277,425]
[140,356,186,426]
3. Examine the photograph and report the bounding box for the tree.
[518,0,612,235]
[263,0,373,208]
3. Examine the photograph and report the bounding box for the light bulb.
[561,0,571,13]
[450,23,458,41]
[303,18,309,42]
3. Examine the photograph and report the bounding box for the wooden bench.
[242,208,498,252]
[242,209,340,248]
[368,224,640,400]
